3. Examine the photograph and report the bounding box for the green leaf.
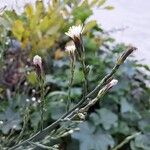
[84,20,97,33]
[96,108,118,130]
[0,108,22,134]
[0,17,11,29]
[72,1,92,22]
[70,87,82,98]
[73,68,84,84]
[116,121,130,135]
[72,121,115,150]
[134,134,150,150]
[31,112,41,128]
[138,119,150,133]
[47,101,66,120]
[45,74,68,87]
[84,37,98,51]
[89,113,100,126]
[27,71,38,85]
[121,99,134,113]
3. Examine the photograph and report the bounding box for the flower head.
[31,97,36,102]
[33,55,42,67]
[65,43,76,62]
[0,120,3,125]
[33,55,43,77]
[65,44,76,54]
[65,25,83,40]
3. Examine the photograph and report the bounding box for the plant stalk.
[9,46,136,150]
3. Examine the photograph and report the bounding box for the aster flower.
[65,44,76,54]
[33,55,43,77]
[65,43,76,62]
[65,25,83,40]
[33,55,42,68]
[65,25,84,59]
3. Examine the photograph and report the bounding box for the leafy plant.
[0,0,149,150]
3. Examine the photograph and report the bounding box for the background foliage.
[0,0,150,150]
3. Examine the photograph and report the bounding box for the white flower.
[32,89,36,93]
[65,43,76,61]
[33,55,42,67]
[0,120,3,125]
[65,44,76,54]
[65,25,83,39]
[13,125,17,129]
[31,97,36,102]
[26,98,30,102]
[37,99,41,103]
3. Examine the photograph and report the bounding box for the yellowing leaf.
[10,0,66,55]
[84,20,97,33]
[35,0,44,18]
[25,4,34,19]
[12,20,25,41]
[38,16,50,32]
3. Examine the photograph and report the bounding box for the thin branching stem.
[9,47,136,150]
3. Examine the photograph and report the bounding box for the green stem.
[67,60,75,111]
[9,64,121,150]
[16,107,30,143]
[111,132,141,150]
[40,78,45,131]
[9,47,135,150]
[81,58,88,95]
[4,129,15,146]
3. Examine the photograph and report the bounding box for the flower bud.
[117,46,137,65]
[33,55,43,77]
[65,43,76,62]
[107,79,118,89]
[98,79,118,97]
[33,55,42,68]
